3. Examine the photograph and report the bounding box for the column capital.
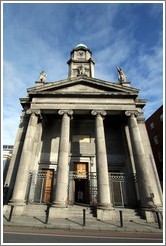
[125,110,139,117]
[26,109,42,120]
[91,110,107,117]
[137,112,145,123]
[26,109,41,116]
[58,109,73,116]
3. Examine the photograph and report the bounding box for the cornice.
[27,77,139,94]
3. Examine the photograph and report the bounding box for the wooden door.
[42,169,54,203]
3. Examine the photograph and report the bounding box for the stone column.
[9,109,40,205]
[124,124,140,204]
[91,110,113,208]
[4,111,29,203]
[137,114,163,207]
[53,110,73,207]
[125,110,154,208]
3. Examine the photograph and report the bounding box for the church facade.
[4,44,162,220]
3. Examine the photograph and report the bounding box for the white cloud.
[125,41,163,119]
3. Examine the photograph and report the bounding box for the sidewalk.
[3,214,163,233]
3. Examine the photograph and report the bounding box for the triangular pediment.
[28,77,139,96]
[50,83,109,93]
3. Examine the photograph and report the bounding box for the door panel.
[75,163,87,178]
[42,169,54,203]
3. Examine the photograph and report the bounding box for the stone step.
[17,204,145,222]
[22,204,96,218]
[22,205,47,216]
[114,208,144,221]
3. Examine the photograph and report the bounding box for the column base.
[4,202,26,216]
[8,199,27,206]
[97,202,114,210]
[52,201,68,208]
[140,201,157,210]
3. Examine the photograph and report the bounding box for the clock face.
[78,51,84,57]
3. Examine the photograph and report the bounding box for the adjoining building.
[3,145,13,185]
[146,106,163,187]
[3,145,13,204]
[3,44,162,221]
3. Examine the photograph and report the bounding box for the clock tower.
[67,43,95,78]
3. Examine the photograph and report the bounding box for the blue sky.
[2,1,164,144]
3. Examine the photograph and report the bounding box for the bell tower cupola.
[67,44,95,78]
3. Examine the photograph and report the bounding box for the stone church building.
[4,44,162,221]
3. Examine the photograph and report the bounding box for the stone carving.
[116,67,127,82]
[77,65,86,76]
[39,71,47,82]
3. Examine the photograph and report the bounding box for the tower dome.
[75,43,88,49]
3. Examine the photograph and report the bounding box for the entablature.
[135,98,147,108]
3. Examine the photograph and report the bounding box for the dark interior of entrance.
[75,179,89,204]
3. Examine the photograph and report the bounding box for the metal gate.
[26,170,136,207]
[109,173,126,206]
[109,172,137,207]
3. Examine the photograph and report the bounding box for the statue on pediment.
[116,67,127,82]
[39,71,47,82]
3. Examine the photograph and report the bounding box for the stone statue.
[116,67,127,82]
[39,71,47,82]
[78,65,86,75]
